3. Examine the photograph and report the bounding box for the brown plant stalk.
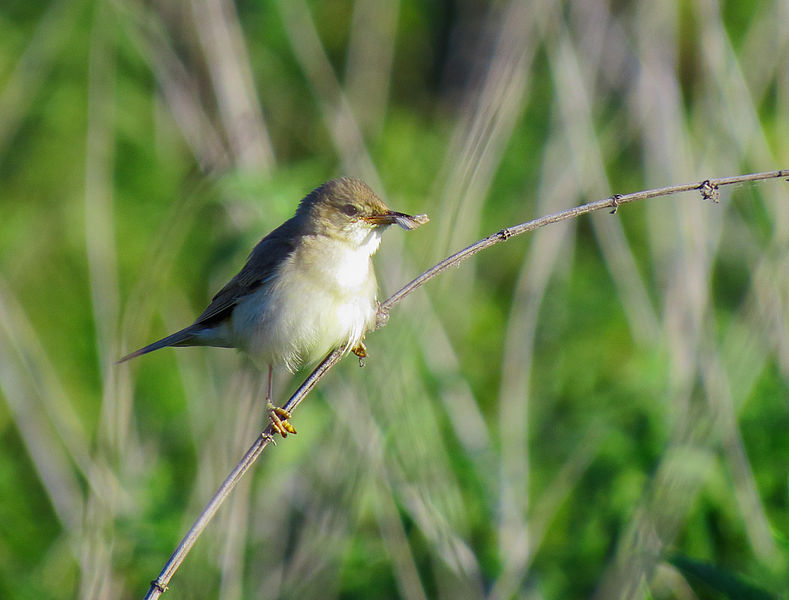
[143,169,787,598]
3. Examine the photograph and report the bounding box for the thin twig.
[142,169,787,598]
[380,171,786,315]
[143,351,341,599]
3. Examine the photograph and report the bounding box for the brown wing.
[193,216,301,326]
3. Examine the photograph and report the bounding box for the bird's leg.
[265,364,296,438]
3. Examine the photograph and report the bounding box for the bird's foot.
[267,402,297,438]
[351,341,367,358]
[351,341,367,367]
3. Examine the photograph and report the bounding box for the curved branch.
[143,169,787,598]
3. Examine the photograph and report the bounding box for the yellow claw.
[351,341,367,358]
[267,402,297,438]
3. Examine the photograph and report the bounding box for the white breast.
[333,230,381,290]
[232,232,380,372]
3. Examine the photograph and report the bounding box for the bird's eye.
[341,203,359,217]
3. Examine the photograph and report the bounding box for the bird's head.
[298,177,428,248]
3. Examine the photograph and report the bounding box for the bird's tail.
[117,326,200,363]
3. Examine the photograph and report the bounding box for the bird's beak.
[365,211,430,231]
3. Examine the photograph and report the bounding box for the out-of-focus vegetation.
[1,0,788,598]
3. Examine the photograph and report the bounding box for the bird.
[119,177,428,437]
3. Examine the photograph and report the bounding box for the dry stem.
[143,169,787,598]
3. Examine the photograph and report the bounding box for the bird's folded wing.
[194,218,300,325]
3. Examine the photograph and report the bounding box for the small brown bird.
[120,177,428,436]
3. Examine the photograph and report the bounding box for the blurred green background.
[1,0,788,598]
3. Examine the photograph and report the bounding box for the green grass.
[0,1,788,598]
